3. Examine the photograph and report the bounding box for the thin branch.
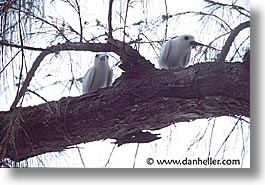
[163,0,169,40]
[138,33,160,58]
[203,0,250,18]
[208,32,230,47]
[10,49,52,110]
[76,146,85,168]
[213,116,241,158]
[239,121,245,167]
[27,89,48,103]
[0,0,15,16]
[0,40,45,51]
[75,0,83,42]
[123,0,130,42]
[133,143,139,168]
[108,0,114,39]
[216,21,250,62]
[16,1,26,108]
[11,7,70,42]
[0,50,20,75]
[67,24,88,42]
[172,11,233,31]
[230,35,250,62]
[105,144,116,167]
[61,0,77,11]
[207,118,216,157]
[186,122,211,152]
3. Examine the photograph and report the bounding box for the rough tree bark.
[0,51,249,161]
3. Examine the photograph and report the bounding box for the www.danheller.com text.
[146,157,241,166]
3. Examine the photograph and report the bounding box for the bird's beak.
[190,41,204,48]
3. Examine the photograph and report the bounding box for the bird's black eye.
[95,54,99,57]
[184,36,189,40]
[106,55,109,59]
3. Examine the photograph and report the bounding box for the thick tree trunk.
[0,60,249,162]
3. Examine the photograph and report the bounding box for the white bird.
[159,34,202,69]
[83,52,113,94]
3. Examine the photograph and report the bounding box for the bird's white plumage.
[83,52,113,94]
[159,34,196,69]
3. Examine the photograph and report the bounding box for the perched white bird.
[83,52,113,94]
[159,34,202,69]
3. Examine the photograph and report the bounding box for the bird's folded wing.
[182,49,191,68]
[159,39,171,67]
[107,68,113,87]
[83,68,96,94]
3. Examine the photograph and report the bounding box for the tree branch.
[203,0,250,18]
[108,0,114,39]
[75,0,83,42]
[216,21,250,62]
[169,11,233,31]
[123,0,130,42]
[0,61,249,162]
[0,40,45,51]
[10,7,70,42]
[9,40,154,110]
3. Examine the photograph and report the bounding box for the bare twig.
[0,40,45,51]
[105,144,116,167]
[139,33,160,58]
[207,118,216,157]
[108,0,114,39]
[163,0,169,40]
[230,35,250,62]
[133,143,139,168]
[204,0,250,18]
[67,24,88,42]
[16,1,26,107]
[216,21,250,62]
[11,7,70,42]
[172,11,233,31]
[27,89,48,103]
[123,0,130,42]
[0,50,20,75]
[76,146,85,168]
[10,49,52,110]
[0,0,15,16]
[75,0,83,42]
[213,116,242,158]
